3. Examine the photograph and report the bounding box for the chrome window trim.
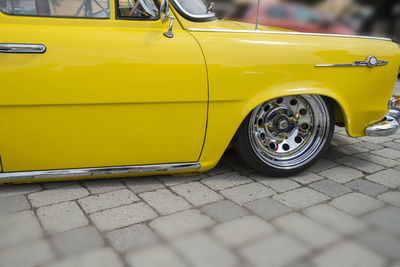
[186,28,392,41]
[171,0,215,19]
[0,162,201,182]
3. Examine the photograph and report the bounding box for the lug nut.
[289,117,298,124]
[278,133,288,139]
[267,123,274,130]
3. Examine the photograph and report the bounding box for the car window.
[117,0,159,19]
[292,5,321,24]
[0,0,110,18]
[265,5,288,19]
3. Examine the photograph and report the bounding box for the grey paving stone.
[83,179,125,194]
[0,194,30,215]
[345,179,388,197]
[332,144,368,155]
[318,166,364,184]
[43,181,78,189]
[372,148,400,159]
[359,136,392,144]
[292,172,324,185]
[78,189,139,213]
[0,184,41,199]
[220,182,275,205]
[50,226,104,257]
[149,209,215,238]
[173,232,239,267]
[272,213,339,249]
[46,247,123,267]
[201,172,251,191]
[336,156,385,174]
[382,141,400,150]
[309,179,352,198]
[212,216,275,247]
[204,163,233,176]
[37,201,89,234]
[240,233,310,267]
[252,175,301,193]
[139,189,191,215]
[171,182,223,206]
[157,174,204,187]
[244,197,293,221]
[125,245,187,267]
[355,153,400,168]
[106,224,159,253]
[323,148,348,161]
[366,169,400,188]
[124,177,165,194]
[357,230,400,260]
[330,192,385,216]
[90,202,157,232]
[312,241,386,267]
[28,185,89,208]
[201,200,249,223]
[308,159,339,173]
[354,141,384,151]
[303,204,367,235]
[364,206,400,234]
[378,191,400,207]
[0,239,54,267]
[0,210,43,250]
[273,187,330,210]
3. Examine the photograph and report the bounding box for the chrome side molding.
[315,56,388,68]
[0,162,201,182]
[0,43,46,54]
[186,28,392,41]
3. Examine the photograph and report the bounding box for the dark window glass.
[0,0,110,18]
[117,0,158,18]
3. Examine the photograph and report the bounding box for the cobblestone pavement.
[1,126,400,267]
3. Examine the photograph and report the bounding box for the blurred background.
[205,0,400,41]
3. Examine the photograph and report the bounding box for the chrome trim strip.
[315,57,388,68]
[186,28,392,41]
[0,43,46,53]
[172,1,215,19]
[0,162,201,182]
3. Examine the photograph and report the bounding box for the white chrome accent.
[255,0,260,30]
[365,110,400,137]
[315,56,388,68]
[0,43,46,53]
[186,28,392,41]
[0,163,201,182]
[389,96,400,111]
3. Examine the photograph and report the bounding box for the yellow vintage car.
[0,0,399,184]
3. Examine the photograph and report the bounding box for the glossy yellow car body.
[0,1,399,183]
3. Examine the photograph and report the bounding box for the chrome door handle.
[0,43,46,53]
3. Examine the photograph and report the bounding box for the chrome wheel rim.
[248,95,330,169]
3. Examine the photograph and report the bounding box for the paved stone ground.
[0,127,400,267]
[0,84,399,267]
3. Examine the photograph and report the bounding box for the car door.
[0,0,207,172]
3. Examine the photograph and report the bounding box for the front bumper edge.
[365,109,400,137]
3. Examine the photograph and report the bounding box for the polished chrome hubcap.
[249,95,330,169]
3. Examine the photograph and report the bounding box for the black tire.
[233,95,335,177]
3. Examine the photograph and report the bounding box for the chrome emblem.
[315,56,388,68]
